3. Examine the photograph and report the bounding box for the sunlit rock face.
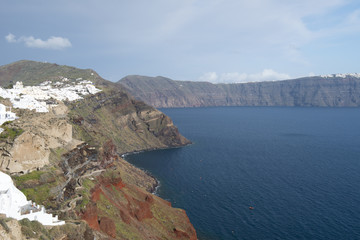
[0,171,64,226]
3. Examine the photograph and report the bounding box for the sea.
[125,107,360,240]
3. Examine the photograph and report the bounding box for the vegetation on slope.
[0,121,24,141]
[13,168,64,209]
[0,60,97,86]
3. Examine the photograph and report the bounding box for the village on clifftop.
[0,77,101,226]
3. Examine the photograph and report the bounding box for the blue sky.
[2,0,360,83]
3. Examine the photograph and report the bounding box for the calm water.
[125,107,360,240]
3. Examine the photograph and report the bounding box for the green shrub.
[0,126,24,141]
[19,218,51,239]
[14,170,60,208]
[5,84,13,89]
[13,170,44,185]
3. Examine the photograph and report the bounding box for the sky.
[2,0,360,83]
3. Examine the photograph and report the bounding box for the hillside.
[0,60,196,240]
[0,61,190,153]
[0,60,101,87]
[119,74,360,107]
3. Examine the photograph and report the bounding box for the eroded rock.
[0,104,78,173]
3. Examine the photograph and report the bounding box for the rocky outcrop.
[81,174,197,240]
[8,132,50,172]
[0,216,99,240]
[0,103,78,173]
[119,75,360,107]
[68,89,190,154]
[0,219,28,240]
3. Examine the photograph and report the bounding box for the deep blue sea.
[125,107,360,240]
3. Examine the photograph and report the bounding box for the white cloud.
[308,72,316,77]
[21,36,72,50]
[5,33,16,43]
[254,69,291,82]
[198,72,218,82]
[199,69,291,83]
[5,33,71,50]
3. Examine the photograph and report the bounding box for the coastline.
[121,152,160,195]
[119,142,193,195]
[120,141,193,159]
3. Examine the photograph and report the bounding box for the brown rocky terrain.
[0,60,196,239]
[119,75,360,108]
[81,165,197,239]
[0,215,99,240]
[67,88,190,155]
[0,218,30,240]
[0,102,80,173]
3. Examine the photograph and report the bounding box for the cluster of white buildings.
[0,171,65,226]
[0,77,101,130]
[0,78,101,113]
[320,73,360,78]
[0,77,102,226]
[0,77,101,133]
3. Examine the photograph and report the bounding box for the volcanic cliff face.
[119,75,360,107]
[0,103,79,173]
[81,166,197,240]
[0,60,196,240]
[58,140,196,239]
[67,88,190,154]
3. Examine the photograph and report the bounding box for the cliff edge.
[119,74,360,107]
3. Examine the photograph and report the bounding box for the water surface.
[126,107,360,240]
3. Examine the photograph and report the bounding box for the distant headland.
[119,74,360,108]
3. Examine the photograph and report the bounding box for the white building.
[0,171,65,226]
[13,81,23,90]
[86,84,102,94]
[0,104,17,126]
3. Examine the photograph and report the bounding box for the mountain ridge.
[119,74,360,108]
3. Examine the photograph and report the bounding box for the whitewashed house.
[0,171,65,226]
[0,104,17,126]
[13,81,23,90]
[11,95,48,113]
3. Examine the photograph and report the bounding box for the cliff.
[67,88,189,154]
[119,75,360,107]
[0,103,79,173]
[0,60,196,240]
